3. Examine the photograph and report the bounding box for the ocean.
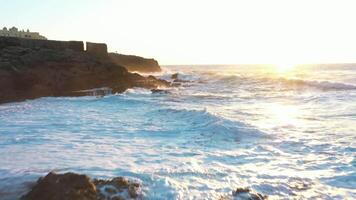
[0,65,355,199]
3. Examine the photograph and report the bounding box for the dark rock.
[112,177,130,187]
[86,42,107,57]
[109,53,161,72]
[171,73,179,79]
[0,42,169,104]
[94,176,142,199]
[0,36,84,52]
[232,187,267,200]
[173,79,190,83]
[21,172,97,200]
[128,183,140,198]
[21,172,142,200]
[170,73,190,83]
[104,186,117,194]
[151,89,170,94]
[171,82,182,87]
[234,187,251,194]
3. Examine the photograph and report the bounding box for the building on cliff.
[0,27,47,40]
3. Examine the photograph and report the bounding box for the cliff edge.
[0,37,168,104]
[109,53,161,73]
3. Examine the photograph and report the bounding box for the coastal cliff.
[109,53,161,73]
[0,37,168,104]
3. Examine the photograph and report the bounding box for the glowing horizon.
[1,0,356,65]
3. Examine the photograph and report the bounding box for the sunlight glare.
[263,103,304,128]
[275,63,296,72]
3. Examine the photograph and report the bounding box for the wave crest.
[276,78,356,91]
[151,107,265,142]
[206,74,356,91]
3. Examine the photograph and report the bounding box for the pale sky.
[1,0,356,65]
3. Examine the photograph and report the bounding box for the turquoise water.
[0,65,355,199]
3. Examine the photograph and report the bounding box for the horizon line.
[161,62,356,66]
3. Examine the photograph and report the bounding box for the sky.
[1,0,356,65]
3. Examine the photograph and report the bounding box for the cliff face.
[109,53,161,73]
[0,38,168,104]
[0,36,84,52]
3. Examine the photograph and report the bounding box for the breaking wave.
[274,78,356,91]
[201,73,356,91]
[149,107,265,142]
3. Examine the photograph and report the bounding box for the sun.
[275,63,295,71]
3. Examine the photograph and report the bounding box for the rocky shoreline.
[0,37,270,200]
[20,172,267,200]
[21,172,141,200]
[0,37,168,104]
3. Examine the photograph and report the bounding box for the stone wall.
[86,42,107,57]
[0,36,84,52]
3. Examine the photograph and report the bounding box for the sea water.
[0,65,355,199]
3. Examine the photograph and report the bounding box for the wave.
[123,87,152,95]
[275,78,356,91]
[200,73,356,91]
[149,107,265,143]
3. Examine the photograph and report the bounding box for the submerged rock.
[171,73,179,80]
[94,177,142,199]
[151,88,170,94]
[21,172,142,200]
[170,73,190,84]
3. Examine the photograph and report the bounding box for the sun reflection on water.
[262,103,304,129]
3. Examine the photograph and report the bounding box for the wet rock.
[21,172,97,200]
[288,177,312,191]
[112,177,130,187]
[169,72,192,86]
[151,89,170,94]
[128,183,140,198]
[104,186,118,194]
[21,172,142,200]
[173,78,190,83]
[234,188,251,194]
[171,73,179,79]
[94,176,142,199]
[232,187,267,200]
[171,82,182,87]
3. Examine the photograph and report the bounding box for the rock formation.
[0,37,169,104]
[0,36,83,52]
[86,42,108,57]
[109,53,161,73]
[21,172,142,200]
[232,187,267,200]
[21,172,268,200]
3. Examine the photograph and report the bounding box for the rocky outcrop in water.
[232,187,267,200]
[0,37,169,104]
[109,53,161,73]
[21,172,142,200]
[218,187,267,200]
